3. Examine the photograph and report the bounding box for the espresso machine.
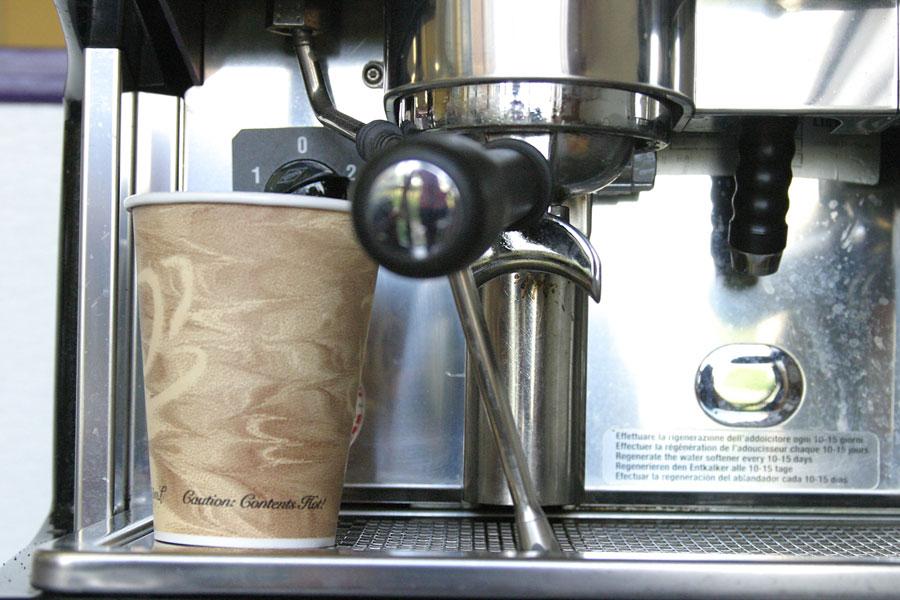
[6,0,900,597]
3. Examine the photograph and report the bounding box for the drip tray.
[338,516,900,557]
[31,508,900,598]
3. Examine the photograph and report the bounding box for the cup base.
[154,531,335,549]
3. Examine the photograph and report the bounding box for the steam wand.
[448,268,560,552]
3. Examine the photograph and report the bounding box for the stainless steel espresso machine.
[7,0,900,597]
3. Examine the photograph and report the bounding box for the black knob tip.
[729,117,797,276]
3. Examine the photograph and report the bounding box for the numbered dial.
[233,127,360,197]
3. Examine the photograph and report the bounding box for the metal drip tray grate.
[554,519,900,557]
[336,517,518,552]
[336,516,900,558]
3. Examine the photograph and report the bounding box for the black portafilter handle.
[350,134,552,278]
[728,117,798,276]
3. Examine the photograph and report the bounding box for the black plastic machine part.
[350,134,552,278]
[55,0,202,96]
[356,119,404,161]
[265,159,350,198]
[728,117,798,262]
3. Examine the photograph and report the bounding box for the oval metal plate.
[695,344,804,427]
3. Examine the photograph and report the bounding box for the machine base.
[30,506,900,598]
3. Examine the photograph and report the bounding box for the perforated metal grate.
[553,520,900,557]
[336,518,518,552]
[335,517,900,558]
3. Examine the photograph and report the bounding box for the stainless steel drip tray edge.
[31,511,900,599]
[30,550,900,599]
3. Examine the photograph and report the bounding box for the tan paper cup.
[125,192,378,549]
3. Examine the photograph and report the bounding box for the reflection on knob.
[363,159,463,262]
[351,134,551,278]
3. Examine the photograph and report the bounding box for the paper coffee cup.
[126,192,378,549]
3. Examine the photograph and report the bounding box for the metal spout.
[471,215,602,302]
[730,250,783,277]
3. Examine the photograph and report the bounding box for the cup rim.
[124,191,351,212]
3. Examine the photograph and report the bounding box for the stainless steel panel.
[77,71,177,531]
[584,174,897,495]
[75,48,123,530]
[31,508,900,598]
[134,94,180,195]
[346,272,465,488]
[693,0,898,114]
[182,0,384,192]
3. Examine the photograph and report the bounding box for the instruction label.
[602,430,879,491]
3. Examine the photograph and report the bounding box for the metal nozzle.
[730,250,783,277]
